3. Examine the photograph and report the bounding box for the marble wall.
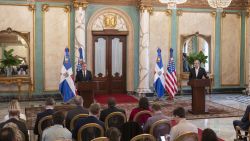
[43,7,70,91]
[0,5,34,91]
[149,11,171,87]
[221,14,241,86]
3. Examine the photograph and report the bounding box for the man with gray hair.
[65,95,88,130]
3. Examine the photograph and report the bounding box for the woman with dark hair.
[106,127,121,141]
[128,97,151,126]
[202,128,218,141]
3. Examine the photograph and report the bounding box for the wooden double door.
[92,30,127,94]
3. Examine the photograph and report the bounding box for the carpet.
[95,94,138,104]
[100,99,244,120]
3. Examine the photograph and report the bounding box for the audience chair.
[91,137,109,141]
[133,110,152,126]
[120,122,143,141]
[235,113,250,141]
[130,134,156,141]
[149,119,171,139]
[77,123,104,141]
[38,115,53,135]
[70,114,88,131]
[174,132,198,141]
[105,112,127,130]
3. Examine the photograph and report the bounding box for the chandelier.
[207,0,232,12]
[159,0,187,9]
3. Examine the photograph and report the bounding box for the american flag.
[165,48,178,98]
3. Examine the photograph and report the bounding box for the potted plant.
[0,49,22,76]
[187,51,208,67]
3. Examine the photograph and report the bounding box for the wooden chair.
[70,114,88,131]
[105,112,127,129]
[149,119,171,139]
[91,137,109,141]
[130,134,156,141]
[38,115,53,135]
[174,132,198,141]
[133,110,152,126]
[77,123,104,141]
[235,113,250,140]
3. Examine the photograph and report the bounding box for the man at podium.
[189,60,208,80]
[75,62,92,82]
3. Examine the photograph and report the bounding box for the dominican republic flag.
[76,47,85,72]
[154,48,165,98]
[165,48,178,98]
[59,48,76,102]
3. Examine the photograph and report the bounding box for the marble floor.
[0,94,249,141]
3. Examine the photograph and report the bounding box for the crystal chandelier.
[207,0,232,12]
[159,0,187,9]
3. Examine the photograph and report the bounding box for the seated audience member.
[0,104,29,141]
[106,127,121,141]
[2,99,26,122]
[65,95,88,130]
[72,103,105,140]
[42,111,72,141]
[143,103,170,132]
[233,105,250,141]
[0,127,16,141]
[170,107,197,141]
[129,97,151,125]
[34,97,56,140]
[202,128,218,141]
[100,97,126,122]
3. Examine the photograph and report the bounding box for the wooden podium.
[188,79,210,114]
[77,81,95,108]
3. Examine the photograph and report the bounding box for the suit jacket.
[72,116,105,140]
[34,109,55,141]
[65,106,89,130]
[0,118,29,141]
[240,105,250,130]
[189,67,208,80]
[99,106,126,122]
[75,70,92,82]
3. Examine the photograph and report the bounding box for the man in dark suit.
[75,62,92,82]
[189,60,208,80]
[99,97,125,122]
[65,95,89,130]
[34,97,56,141]
[233,105,250,141]
[72,103,104,140]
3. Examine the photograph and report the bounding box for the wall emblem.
[104,15,117,28]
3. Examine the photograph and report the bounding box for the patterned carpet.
[100,100,244,120]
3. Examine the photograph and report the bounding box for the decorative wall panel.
[245,17,250,84]
[0,5,34,92]
[149,11,171,87]
[221,14,241,86]
[43,7,69,91]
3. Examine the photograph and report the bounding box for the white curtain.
[95,38,106,77]
[112,38,123,77]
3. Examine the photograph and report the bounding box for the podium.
[77,81,95,108]
[188,79,210,114]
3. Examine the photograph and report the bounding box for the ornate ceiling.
[36,0,249,10]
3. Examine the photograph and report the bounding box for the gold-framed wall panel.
[42,6,70,92]
[220,13,241,86]
[149,10,171,87]
[245,16,250,85]
[177,10,216,86]
[0,4,35,92]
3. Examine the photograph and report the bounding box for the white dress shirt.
[170,119,197,141]
[195,67,199,77]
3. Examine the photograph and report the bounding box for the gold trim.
[64,5,71,13]
[177,10,183,16]
[222,11,226,18]
[42,4,49,12]
[0,4,35,93]
[210,11,216,17]
[220,13,241,86]
[147,7,153,15]
[73,0,88,10]
[28,4,35,11]
[245,15,248,85]
[246,10,250,18]
[43,6,71,92]
[165,9,172,16]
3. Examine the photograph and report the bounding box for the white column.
[74,4,87,68]
[137,8,152,94]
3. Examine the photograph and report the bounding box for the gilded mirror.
[181,32,211,78]
[0,28,30,76]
